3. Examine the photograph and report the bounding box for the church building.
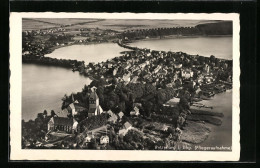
[88,87,103,117]
[48,117,78,134]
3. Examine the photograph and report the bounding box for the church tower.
[88,87,102,117]
[89,87,99,109]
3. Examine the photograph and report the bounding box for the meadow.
[23,18,220,31]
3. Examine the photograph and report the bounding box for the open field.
[23,18,60,30]
[32,18,102,25]
[22,18,103,31]
[23,18,222,31]
[65,19,221,32]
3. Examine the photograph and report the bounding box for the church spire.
[72,94,75,102]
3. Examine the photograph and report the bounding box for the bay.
[197,91,232,148]
[45,43,130,63]
[130,36,232,59]
[22,64,90,121]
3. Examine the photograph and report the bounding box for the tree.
[112,78,117,85]
[90,80,100,88]
[51,110,56,117]
[61,94,70,110]
[144,83,156,96]
[118,101,126,113]
[179,97,190,111]
[82,84,89,94]
[157,90,167,105]
[37,113,44,120]
[167,127,175,136]
[88,138,97,149]
[210,55,216,63]
[126,83,144,99]
[215,58,220,67]
[97,86,105,105]
[198,56,205,64]
[119,92,128,102]
[142,101,153,117]
[43,110,48,116]
[144,138,155,150]
[107,100,115,110]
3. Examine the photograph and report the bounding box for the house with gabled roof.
[118,122,132,136]
[181,69,194,79]
[153,66,161,74]
[157,69,167,78]
[122,73,131,83]
[66,94,87,117]
[67,103,87,117]
[48,117,78,134]
[107,110,118,124]
[130,106,140,116]
[173,63,182,69]
[56,108,69,118]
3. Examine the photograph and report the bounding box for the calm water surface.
[23,37,233,136]
[190,91,232,148]
[130,37,232,59]
[45,43,130,63]
[22,64,90,121]
[23,43,128,121]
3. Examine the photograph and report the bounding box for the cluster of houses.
[22,27,121,59]
[46,86,139,146]
[47,87,104,133]
[22,42,47,57]
[83,42,232,98]
[23,28,66,36]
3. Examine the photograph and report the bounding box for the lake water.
[23,43,130,121]
[190,91,232,148]
[130,36,232,59]
[22,64,91,121]
[45,43,130,63]
[23,37,232,124]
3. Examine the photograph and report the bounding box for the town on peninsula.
[21,19,233,150]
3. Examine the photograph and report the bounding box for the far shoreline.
[42,35,233,65]
[126,34,232,43]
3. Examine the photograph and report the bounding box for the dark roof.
[53,117,73,126]
[74,104,87,111]
[67,103,86,112]
[56,109,69,118]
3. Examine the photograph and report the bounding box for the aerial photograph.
[21,17,233,151]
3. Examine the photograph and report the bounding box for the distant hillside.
[195,21,232,35]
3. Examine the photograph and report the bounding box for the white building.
[100,135,109,145]
[118,122,132,136]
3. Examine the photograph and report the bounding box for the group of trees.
[122,27,201,40]
[48,34,73,44]
[121,21,232,40]
[91,80,176,117]
[77,113,108,133]
[108,128,158,150]
[23,55,85,69]
[60,76,178,120]
[195,21,232,35]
